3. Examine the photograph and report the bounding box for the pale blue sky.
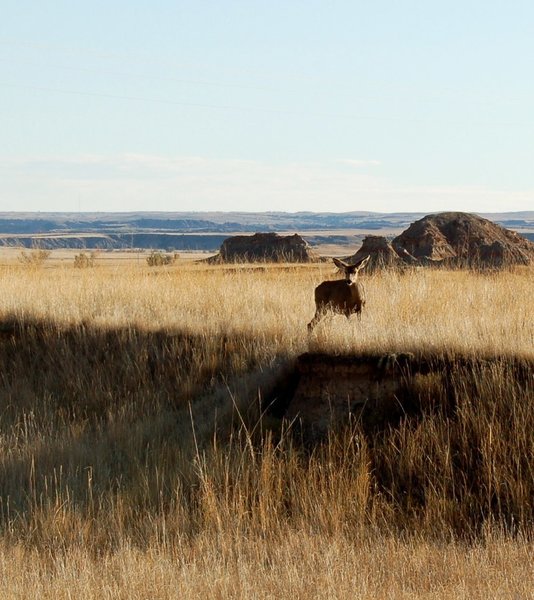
[1,1,533,213]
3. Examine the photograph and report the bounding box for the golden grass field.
[0,251,532,598]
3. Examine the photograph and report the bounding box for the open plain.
[0,250,532,598]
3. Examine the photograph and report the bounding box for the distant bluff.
[208,232,319,263]
[391,212,534,266]
[208,213,534,267]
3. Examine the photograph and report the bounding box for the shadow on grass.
[0,315,285,534]
[1,315,533,544]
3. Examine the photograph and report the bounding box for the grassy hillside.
[0,260,532,598]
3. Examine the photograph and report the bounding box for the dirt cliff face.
[392,212,534,266]
[283,353,414,441]
[266,352,534,444]
[212,232,319,263]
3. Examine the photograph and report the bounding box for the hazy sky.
[2,1,534,213]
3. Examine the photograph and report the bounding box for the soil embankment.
[266,351,534,441]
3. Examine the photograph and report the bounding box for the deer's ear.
[333,257,347,269]
[355,255,370,271]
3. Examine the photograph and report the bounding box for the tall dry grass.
[1,261,532,356]
[1,533,532,599]
[0,259,532,598]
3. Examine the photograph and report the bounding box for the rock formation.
[346,235,417,270]
[210,232,319,263]
[392,212,534,267]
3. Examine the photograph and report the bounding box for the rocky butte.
[209,232,320,263]
[344,212,534,269]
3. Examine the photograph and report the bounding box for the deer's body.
[307,256,370,333]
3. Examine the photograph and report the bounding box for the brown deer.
[307,255,370,333]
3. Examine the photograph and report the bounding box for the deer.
[307,255,370,333]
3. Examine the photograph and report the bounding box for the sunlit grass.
[1,262,532,356]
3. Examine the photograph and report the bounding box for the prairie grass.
[0,259,532,598]
[1,534,532,599]
[1,261,532,356]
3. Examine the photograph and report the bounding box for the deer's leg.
[352,301,364,321]
[308,305,328,333]
[307,311,322,333]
